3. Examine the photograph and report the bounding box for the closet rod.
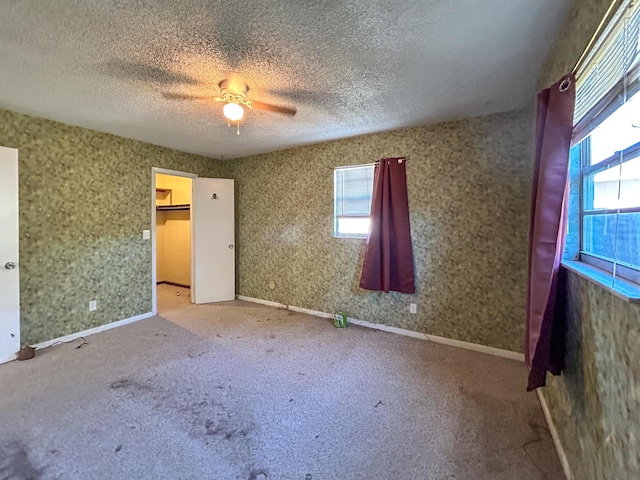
[156,204,190,211]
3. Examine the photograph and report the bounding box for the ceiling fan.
[163,76,296,133]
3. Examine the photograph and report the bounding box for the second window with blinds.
[334,164,375,238]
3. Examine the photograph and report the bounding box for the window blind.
[334,165,375,217]
[573,1,640,142]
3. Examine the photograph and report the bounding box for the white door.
[192,178,235,304]
[0,147,20,363]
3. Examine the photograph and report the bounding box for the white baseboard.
[348,317,525,361]
[537,389,572,480]
[236,295,288,309]
[236,295,524,362]
[287,304,334,319]
[32,312,155,351]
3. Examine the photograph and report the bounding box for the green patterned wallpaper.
[544,272,640,478]
[536,0,640,478]
[226,109,534,352]
[0,109,223,345]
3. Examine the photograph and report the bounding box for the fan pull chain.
[227,119,241,135]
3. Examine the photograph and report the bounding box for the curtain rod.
[572,0,624,75]
[333,158,407,170]
[375,157,407,164]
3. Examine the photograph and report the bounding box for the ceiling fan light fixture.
[223,102,244,121]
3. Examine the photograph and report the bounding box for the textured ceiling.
[0,0,572,159]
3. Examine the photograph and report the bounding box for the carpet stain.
[204,419,226,436]
[108,377,154,395]
[527,418,549,436]
[109,378,133,389]
[248,469,268,479]
[186,352,206,359]
[109,377,153,391]
[178,400,209,413]
[521,417,552,477]
[107,373,256,453]
[0,441,46,479]
[204,419,253,441]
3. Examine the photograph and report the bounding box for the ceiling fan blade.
[162,93,218,101]
[105,60,200,86]
[251,100,297,116]
[266,88,332,104]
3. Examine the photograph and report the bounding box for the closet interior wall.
[156,173,192,288]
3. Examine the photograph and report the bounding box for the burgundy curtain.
[360,157,415,294]
[526,75,575,391]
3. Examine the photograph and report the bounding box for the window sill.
[333,234,368,240]
[561,260,640,303]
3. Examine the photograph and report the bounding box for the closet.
[155,173,192,288]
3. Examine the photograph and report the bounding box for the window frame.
[573,124,640,285]
[568,1,640,288]
[333,163,375,239]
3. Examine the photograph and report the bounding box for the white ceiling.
[0,0,572,159]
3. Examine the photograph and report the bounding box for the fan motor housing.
[218,78,249,101]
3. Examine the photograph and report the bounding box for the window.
[569,1,640,284]
[334,164,375,238]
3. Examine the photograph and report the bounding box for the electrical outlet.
[142,229,150,240]
[410,303,417,314]
[268,280,276,290]
[89,300,97,312]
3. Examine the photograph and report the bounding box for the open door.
[192,178,235,304]
[0,147,20,363]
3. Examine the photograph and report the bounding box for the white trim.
[236,295,288,309]
[347,317,524,362]
[236,295,524,362]
[151,170,157,316]
[562,260,640,303]
[152,167,199,178]
[537,389,573,480]
[151,167,198,314]
[32,312,154,351]
[287,304,333,319]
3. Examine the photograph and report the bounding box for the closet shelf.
[156,204,190,211]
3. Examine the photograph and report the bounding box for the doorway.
[153,169,195,313]
[151,168,236,314]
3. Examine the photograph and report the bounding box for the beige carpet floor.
[157,283,191,313]
[0,300,564,479]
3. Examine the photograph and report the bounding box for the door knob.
[4,262,16,270]
[228,244,234,249]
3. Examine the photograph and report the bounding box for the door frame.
[151,167,198,314]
